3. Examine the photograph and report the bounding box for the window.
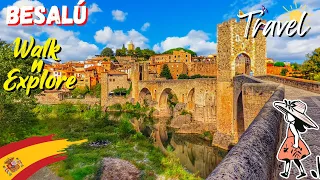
[242,43,245,49]
[113,79,115,82]
[186,60,188,62]
[236,35,240,42]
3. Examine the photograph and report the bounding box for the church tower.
[128,40,135,51]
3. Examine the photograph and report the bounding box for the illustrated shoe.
[296,172,307,179]
[280,172,289,178]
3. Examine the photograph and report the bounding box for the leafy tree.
[162,47,197,57]
[115,49,122,56]
[160,64,172,79]
[100,47,114,57]
[274,62,285,67]
[121,44,127,56]
[291,62,301,71]
[127,50,135,56]
[135,47,143,57]
[178,74,189,79]
[301,48,320,80]
[280,68,289,76]
[314,73,320,82]
[0,40,41,145]
[142,49,156,60]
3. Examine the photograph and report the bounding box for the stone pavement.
[276,85,320,180]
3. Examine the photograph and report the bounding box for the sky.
[0,0,319,64]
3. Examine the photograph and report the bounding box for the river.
[108,112,227,178]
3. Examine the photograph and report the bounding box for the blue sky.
[0,0,319,64]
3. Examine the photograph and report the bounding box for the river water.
[108,112,227,178]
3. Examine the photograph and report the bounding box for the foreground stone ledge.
[257,75,320,94]
[207,85,284,180]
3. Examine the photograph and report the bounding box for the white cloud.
[0,0,99,62]
[294,0,320,9]
[111,10,128,22]
[94,26,149,50]
[267,2,320,62]
[141,22,150,31]
[88,3,102,15]
[153,30,216,55]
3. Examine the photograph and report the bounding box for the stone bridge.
[132,78,217,123]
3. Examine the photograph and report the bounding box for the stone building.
[149,50,192,64]
[102,70,130,96]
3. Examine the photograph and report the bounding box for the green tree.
[115,49,122,56]
[142,49,156,60]
[162,47,197,57]
[127,50,135,56]
[160,64,173,79]
[274,62,285,67]
[314,73,320,82]
[0,40,41,145]
[121,44,127,56]
[291,62,301,71]
[301,48,320,80]
[100,47,114,57]
[135,47,143,57]
[178,74,189,79]
[280,68,289,76]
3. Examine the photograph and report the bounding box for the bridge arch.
[236,92,245,138]
[235,52,251,76]
[159,88,178,109]
[139,87,153,105]
[187,88,195,111]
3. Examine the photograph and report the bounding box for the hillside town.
[43,41,298,97]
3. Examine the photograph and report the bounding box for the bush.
[274,62,285,67]
[190,74,202,79]
[280,68,289,76]
[314,73,320,82]
[108,103,122,111]
[178,74,189,79]
[117,119,136,137]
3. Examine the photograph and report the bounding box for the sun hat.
[273,99,319,129]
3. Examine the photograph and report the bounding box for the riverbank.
[30,103,201,180]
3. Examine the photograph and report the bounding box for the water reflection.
[108,112,227,178]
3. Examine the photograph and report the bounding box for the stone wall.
[36,92,100,105]
[242,83,279,130]
[257,75,320,94]
[207,85,284,180]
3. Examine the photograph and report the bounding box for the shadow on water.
[108,112,227,178]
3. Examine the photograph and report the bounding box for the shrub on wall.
[178,74,189,79]
[280,68,289,76]
[274,62,285,67]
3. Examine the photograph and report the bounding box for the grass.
[32,103,201,180]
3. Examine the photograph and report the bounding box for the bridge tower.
[214,18,266,148]
[131,62,150,102]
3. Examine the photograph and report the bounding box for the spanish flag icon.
[0,135,87,180]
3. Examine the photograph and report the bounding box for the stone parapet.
[207,85,284,179]
[257,75,320,94]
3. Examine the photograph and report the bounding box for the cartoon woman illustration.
[273,99,319,179]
